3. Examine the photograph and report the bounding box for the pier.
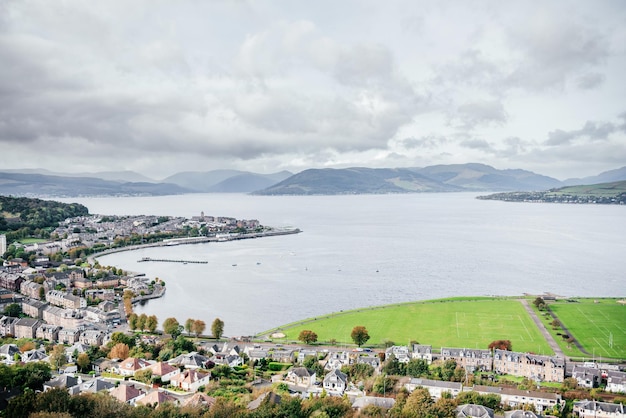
[137,257,208,264]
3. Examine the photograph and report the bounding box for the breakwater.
[137,257,208,264]
[88,227,301,264]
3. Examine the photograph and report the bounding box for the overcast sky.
[1,0,624,180]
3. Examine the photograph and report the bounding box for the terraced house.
[441,348,493,373]
[493,349,565,382]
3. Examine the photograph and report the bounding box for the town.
[0,212,625,417]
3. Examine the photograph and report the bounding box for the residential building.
[357,355,381,371]
[351,396,395,412]
[0,316,17,337]
[109,384,145,405]
[325,351,351,370]
[135,390,178,407]
[412,344,433,363]
[118,357,152,376]
[473,385,563,413]
[20,280,44,300]
[13,317,41,338]
[170,369,211,392]
[46,290,86,309]
[80,329,104,346]
[386,345,411,363]
[405,378,463,399]
[21,298,48,319]
[43,305,83,328]
[0,271,23,292]
[441,348,493,373]
[143,362,180,383]
[494,350,565,383]
[323,369,348,394]
[168,352,208,369]
[606,370,626,393]
[457,404,495,418]
[58,328,80,344]
[35,324,60,342]
[285,367,316,388]
[572,365,603,388]
[573,400,626,418]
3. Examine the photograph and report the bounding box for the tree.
[163,317,182,339]
[212,317,224,340]
[351,325,370,347]
[403,387,433,417]
[128,313,138,331]
[76,352,91,373]
[146,315,158,333]
[533,297,546,310]
[406,358,429,377]
[298,330,318,344]
[49,345,67,370]
[137,313,147,331]
[185,318,195,335]
[3,302,22,317]
[488,339,512,351]
[109,343,130,360]
[191,319,206,337]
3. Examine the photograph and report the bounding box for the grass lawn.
[266,298,552,355]
[548,298,626,360]
[15,238,49,244]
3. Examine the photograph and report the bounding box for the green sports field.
[266,298,553,355]
[549,298,626,360]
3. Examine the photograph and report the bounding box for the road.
[519,299,566,358]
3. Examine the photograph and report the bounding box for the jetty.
[137,257,208,264]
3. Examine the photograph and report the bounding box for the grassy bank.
[262,297,552,355]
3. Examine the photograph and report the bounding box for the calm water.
[60,193,626,337]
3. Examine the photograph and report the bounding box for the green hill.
[477,180,626,204]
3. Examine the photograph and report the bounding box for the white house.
[323,368,348,394]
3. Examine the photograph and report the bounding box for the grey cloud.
[506,18,609,91]
[433,49,503,93]
[576,72,605,89]
[400,135,448,150]
[546,120,616,146]
[456,100,507,129]
[460,138,492,150]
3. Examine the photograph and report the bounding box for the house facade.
[493,350,565,383]
[441,348,492,373]
[13,317,41,338]
[323,369,348,394]
[405,378,463,399]
[285,367,316,388]
[412,344,433,363]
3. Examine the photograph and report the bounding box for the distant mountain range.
[1,164,625,197]
[255,163,575,195]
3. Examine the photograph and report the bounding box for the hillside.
[254,167,463,195]
[253,164,562,195]
[563,166,626,186]
[162,170,293,192]
[0,172,191,197]
[0,195,89,231]
[477,180,626,204]
[415,163,562,191]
